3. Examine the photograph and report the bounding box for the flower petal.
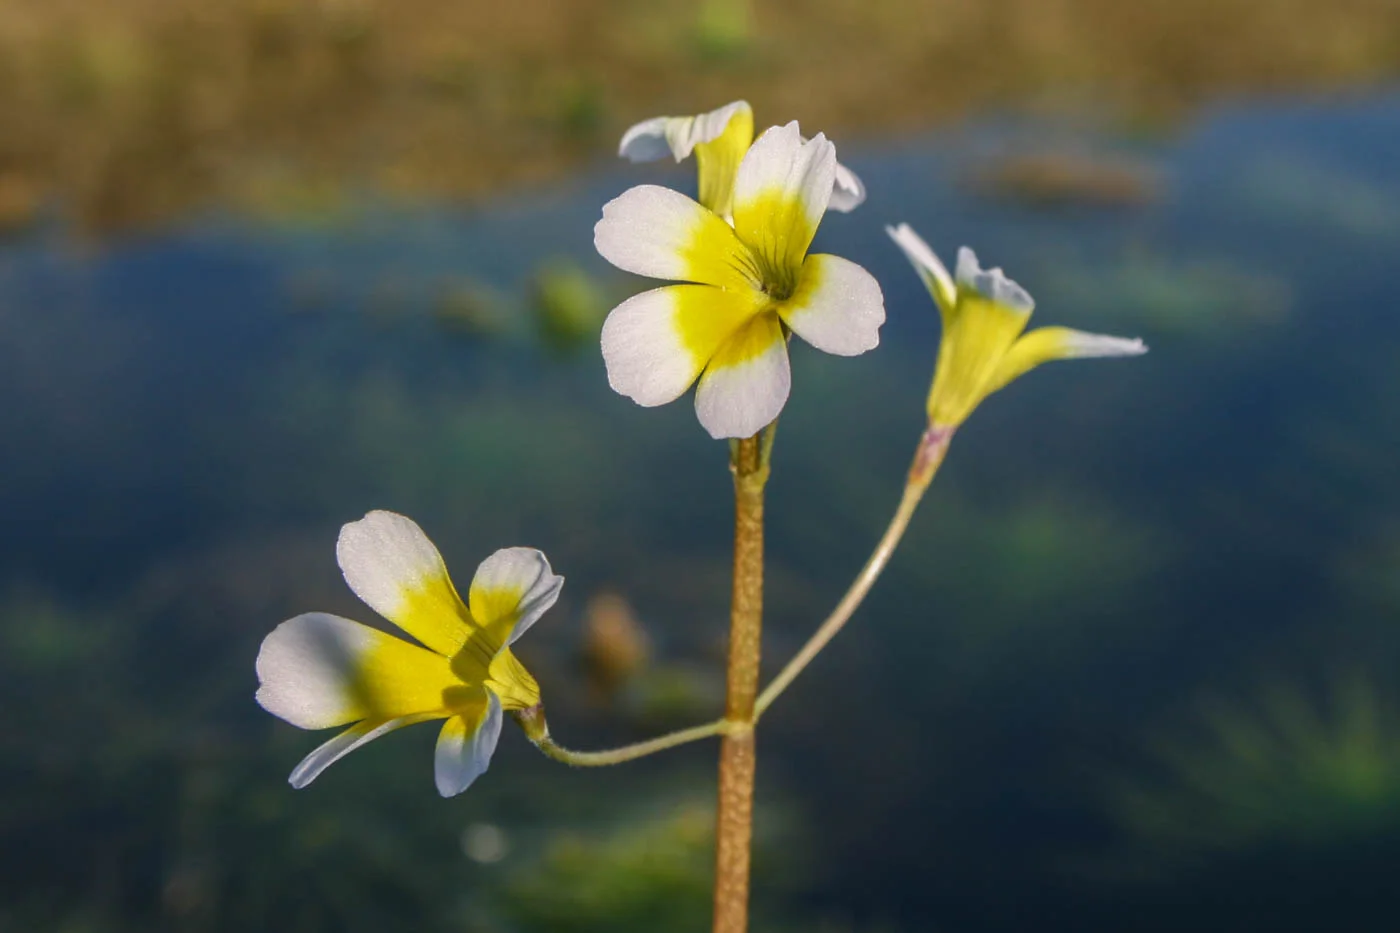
[485,647,541,711]
[618,101,752,163]
[956,246,1034,311]
[468,547,564,649]
[601,284,766,407]
[778,253,885,356]
[695,104,755,218]
[796,131,864,213]
[926,292,1033,429]
[886,223,956,313]
[985,325,1148,395]
[694,313,790,439]
[828,161,867,213]
[617,116,673,162]
[731,123,836,285]
[434,692,503,797]
[594,185,757,290]
[288,713,444,789]
[336,511,471,657]
[256,612,459,729]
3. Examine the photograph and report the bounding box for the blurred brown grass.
[1,0,1397,232]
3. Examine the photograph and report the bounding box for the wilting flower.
[618,100,866,219]
[255,510,562,797]
[887,223,1146,430]
[596,122,886,440]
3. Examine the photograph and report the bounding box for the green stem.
[754,424,952,719]
[515,706,733,762]
[523,714,730,766]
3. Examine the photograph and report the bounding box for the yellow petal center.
[926,292,1033,428]
[731,188,816,300]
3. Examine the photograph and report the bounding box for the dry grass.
[0,0,1397,231]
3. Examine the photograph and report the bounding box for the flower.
[618,100,866,219]
[255,510,563,797]
[887,223,1147,430]
[596,122,886,440]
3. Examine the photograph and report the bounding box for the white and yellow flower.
[255,510,562,797]
[596,122,886,440]
[618,100,866,219]
[887,223,1147,430]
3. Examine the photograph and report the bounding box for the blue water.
[3,93,1399,931]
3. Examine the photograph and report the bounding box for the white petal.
[288,714,441,789]
[336,510,470,657]
[255,612,458,729]
[469,547,563,646]
[734,122,836,217]
[434,693,503,797]
[694,315,791,439]
[955,246,1034,311]
[617,116,673,162]
[600,286,708,406]
[794,130,863,213]
[594,185,752,288]
[731,122,836,265]
[829,161,867,213]
[779,254,885,356]
[618,101,752,163]
[600,284,761,407]
[255,612,384,730]
[796,131,863,212]
[886,223,956,310]
[1059,331,1148,357]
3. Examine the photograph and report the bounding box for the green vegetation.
[1108,675,1400,863]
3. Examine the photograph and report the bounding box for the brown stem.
[713,432,769,933]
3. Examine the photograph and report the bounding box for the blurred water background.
[3,2,1400,931]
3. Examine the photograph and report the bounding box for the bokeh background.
[4,1,1400,931]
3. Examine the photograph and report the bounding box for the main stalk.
[713,433,768,933]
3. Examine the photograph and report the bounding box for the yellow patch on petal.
[393,569,473,657]
[441,682,492,718]
[350,632,460,721]
[467,580,526,657]
[731,188,817,299]
[777,249,826,313]
[982,325,1079,396]
[926,292,1032,428]
[706,309,785,371]
[447,631,539,710]
[678,208,760,292]
[695,105,754,219]
[469,582,526,632]
[984,325,1146,398]
[672,282,767,371]
[485,647,542,711]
